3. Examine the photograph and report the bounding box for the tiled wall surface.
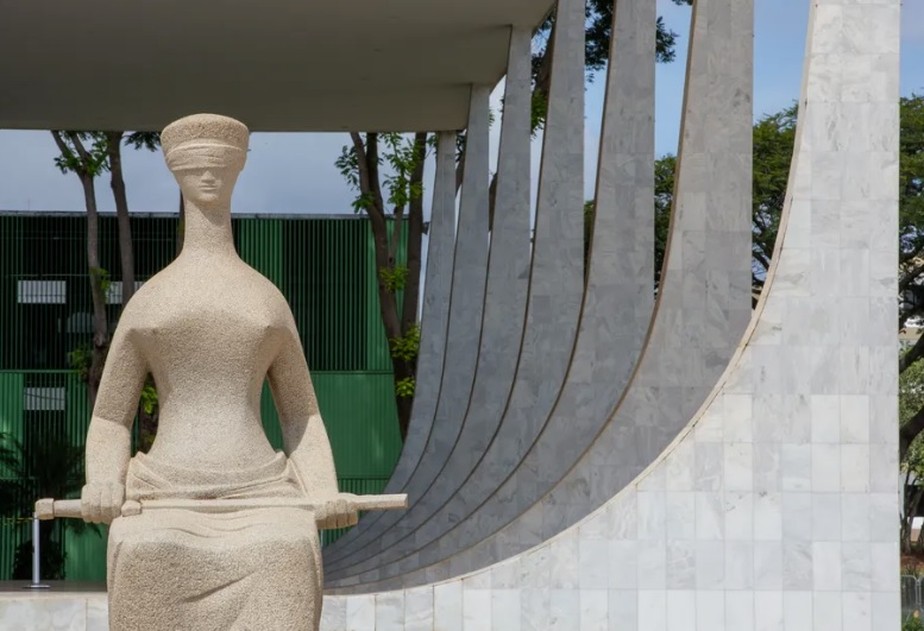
[320,0,902,627]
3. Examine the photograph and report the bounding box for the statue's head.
[161,114,249,210]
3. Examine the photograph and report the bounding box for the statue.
[33,114,405,630]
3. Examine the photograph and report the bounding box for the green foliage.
[583,200,595,270]
[67,343,93,382]
[901,94,924,259]
[653,155,675,288]
[90,266,111,296]
[380,265,409,294]
[752,105,798,278]
[380,133,426,212]
[140,383,159,416]
[530,91,549,138]
[335,146,361,202]
[395,377,416,399]
[52,132,108,177]
[0,431,97,579]
[903,355,924,474]
[0,432,86,508]
[904,612,924,631]
[336,133,428,216]
[123,131,161,152]
[530,0,692,132]
[53,131,160,179]
[390,325,421,363]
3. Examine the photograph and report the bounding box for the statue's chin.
[190,193,224,208]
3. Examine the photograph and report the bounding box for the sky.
[0,0,922,217]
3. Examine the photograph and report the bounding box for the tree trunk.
[350,133,427,440]
[401,133,427,334]
[106,131,136,307]
[81,171,109,408]
[904,469,922,553]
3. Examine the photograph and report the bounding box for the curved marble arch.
[319,0,901,625]
[330,0,753,589]
[325,0,586,584]
[324,27,533,574]
[363,0,754,588]
[326,0,655,585]
[327,84,491,566]
[322,130,457,557]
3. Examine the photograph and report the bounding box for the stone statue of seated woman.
[80,113,356,630]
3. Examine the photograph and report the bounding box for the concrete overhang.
[0,0,553,132]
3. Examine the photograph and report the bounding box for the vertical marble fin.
[325,27,532,578]
[326,87,492,574]
[324,130,457,560]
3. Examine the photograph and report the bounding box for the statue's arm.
[82,322,147,523]
[268,316,339,499]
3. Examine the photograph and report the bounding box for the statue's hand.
[315,493,359,530]
[81,482,125,524]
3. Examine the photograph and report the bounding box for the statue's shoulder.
[123,270,169,307]
[237,263,290,308]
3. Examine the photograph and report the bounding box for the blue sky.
[0,0,921,214]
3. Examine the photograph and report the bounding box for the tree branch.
[68,132,93,167]
[901,333,924,373]
[900,261,924,293]
[50,131,72,163]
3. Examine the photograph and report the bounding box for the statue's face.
[175,166,237,207]
[167,144,244,209]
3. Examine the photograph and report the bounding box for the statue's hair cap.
[161,113,249,158]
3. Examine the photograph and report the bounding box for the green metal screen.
[0,212,402,580]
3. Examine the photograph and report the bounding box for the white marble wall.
[0,593,108,631]
[318,0,902,627]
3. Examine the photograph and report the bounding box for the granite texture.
[80,114,354,630]
[326,29,532,578]
[324,129,457,560]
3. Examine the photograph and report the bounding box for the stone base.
[0,585,352,631]
[0,583,107,631]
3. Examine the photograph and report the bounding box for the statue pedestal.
[0,582,107,630]
[0,584,358,630]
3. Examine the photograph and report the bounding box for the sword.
[34,494,407,527]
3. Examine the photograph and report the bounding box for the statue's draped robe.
[107,452,322,631]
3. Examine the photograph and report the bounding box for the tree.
[337,133,427,440]
[901,357,924,552]
[120,132,163,451]
[52,131,162,436]
[113,132,161,308]
[586,105,799,293]
[0,432,93,579]
[338,0,692,440]
[51,131,110,407]
[530,0,692,133]
[896,94,924,457]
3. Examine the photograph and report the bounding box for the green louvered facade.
[0,212,403,580]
